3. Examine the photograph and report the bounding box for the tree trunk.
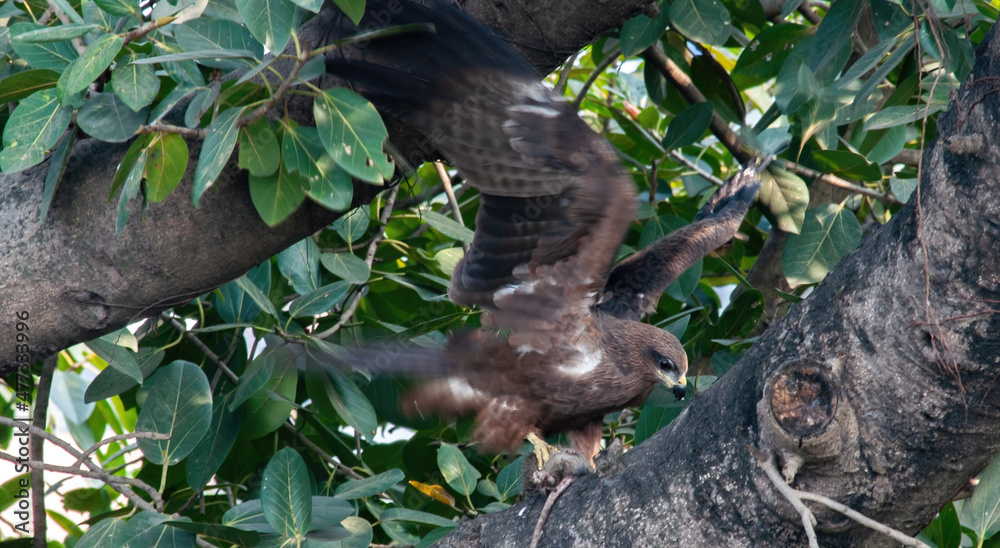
[437,25,1000,547]
[0,0,652,375]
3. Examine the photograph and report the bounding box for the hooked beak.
[658,372,687,400]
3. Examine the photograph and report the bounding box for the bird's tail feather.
[298,339,452,379]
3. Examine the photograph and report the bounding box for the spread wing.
[328,1,635,350]
[597,156,771,320]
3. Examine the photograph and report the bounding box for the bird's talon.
[527,433,560,470]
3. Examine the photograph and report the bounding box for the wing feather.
[330,1,636,343]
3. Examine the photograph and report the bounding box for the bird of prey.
[325,0,767,467]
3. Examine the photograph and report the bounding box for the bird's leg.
[527,432,560,470]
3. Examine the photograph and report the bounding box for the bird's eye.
[659,358,675,371]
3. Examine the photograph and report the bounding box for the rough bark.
[436,25,1000,547]
[0,0,652,375]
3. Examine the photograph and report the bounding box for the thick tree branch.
[436,25,1000,547]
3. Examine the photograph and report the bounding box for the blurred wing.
[329,1,636,348]
[597,156,771,320]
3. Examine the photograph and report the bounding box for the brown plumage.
[326,0,767,465]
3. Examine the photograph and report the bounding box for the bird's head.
[598,316,689,399]
[649,330,688,400]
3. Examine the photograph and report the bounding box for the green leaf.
[497,455,527,500]
[635,405,682,444]
[261,447,312,537]
[249,161,308,226]
[854,34,914,109]
[50,369,96,424]
[662,102,714,152]
[420,209,475,243]
[277,237,321,294]
[0,69,60,103]
[922,502,961,548]
[732,24,811,87]
[890,177,917,203]
[477,478,502,501]
[186,396,242,490]
[14,24,99,43]
[321,369,378,442]
[0,88,71,173]
[711,289,763,341]
[669,0,731,47]
[809,0,863,71]
[335,469,405,499]
[711,350,741,376]
[238,117,280,176]
[329,516,374,548]
[235,269,279,318]
[230,352,275,411]
[40,127,75,224]
[193,107,243,206]
[289,280,352,317]
[115,148,145,234]
[173,18,264,69]
[380,507,456,528]
[144,133,189,202]
[185,83,220,128]
[135,361,213,465]
[86,334,143,383]
[332,207,370,245]
[95,0,139,17]
[307,160,354,211]
[237,0,295,53]
[241,354,297,439]
[9,23,78,71]
[85,347,163,403]
[314,87,393,184]
[437,444,481,496]
[864,104,947,131]
[757,168,808,234]
[76,518,128,548]
[310,497,355,529]
[332,0,365,24]
[120,512,196,547]
[111,56,160,112]
[782,202,862,287]
[961,454,1000,542]
[162,521,260,546]
[619,8,669,58]
[76,92,147,143]
[58,32,123,97]
[321,252,371,284]
[810,150,882,181]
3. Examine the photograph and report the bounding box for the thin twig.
[641,47,750,161]
[668,151,726,187]
[0,418,163,510]
[572,48,621,110]
[779,159,904,205]
[751,446,930,548]
[554,50,580,95]
[73,431,170,468]
[434,161,469,252]
[31,356,57,548]
[280,422,363,480]
[161,313,240,385]
[315,185,401,339]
